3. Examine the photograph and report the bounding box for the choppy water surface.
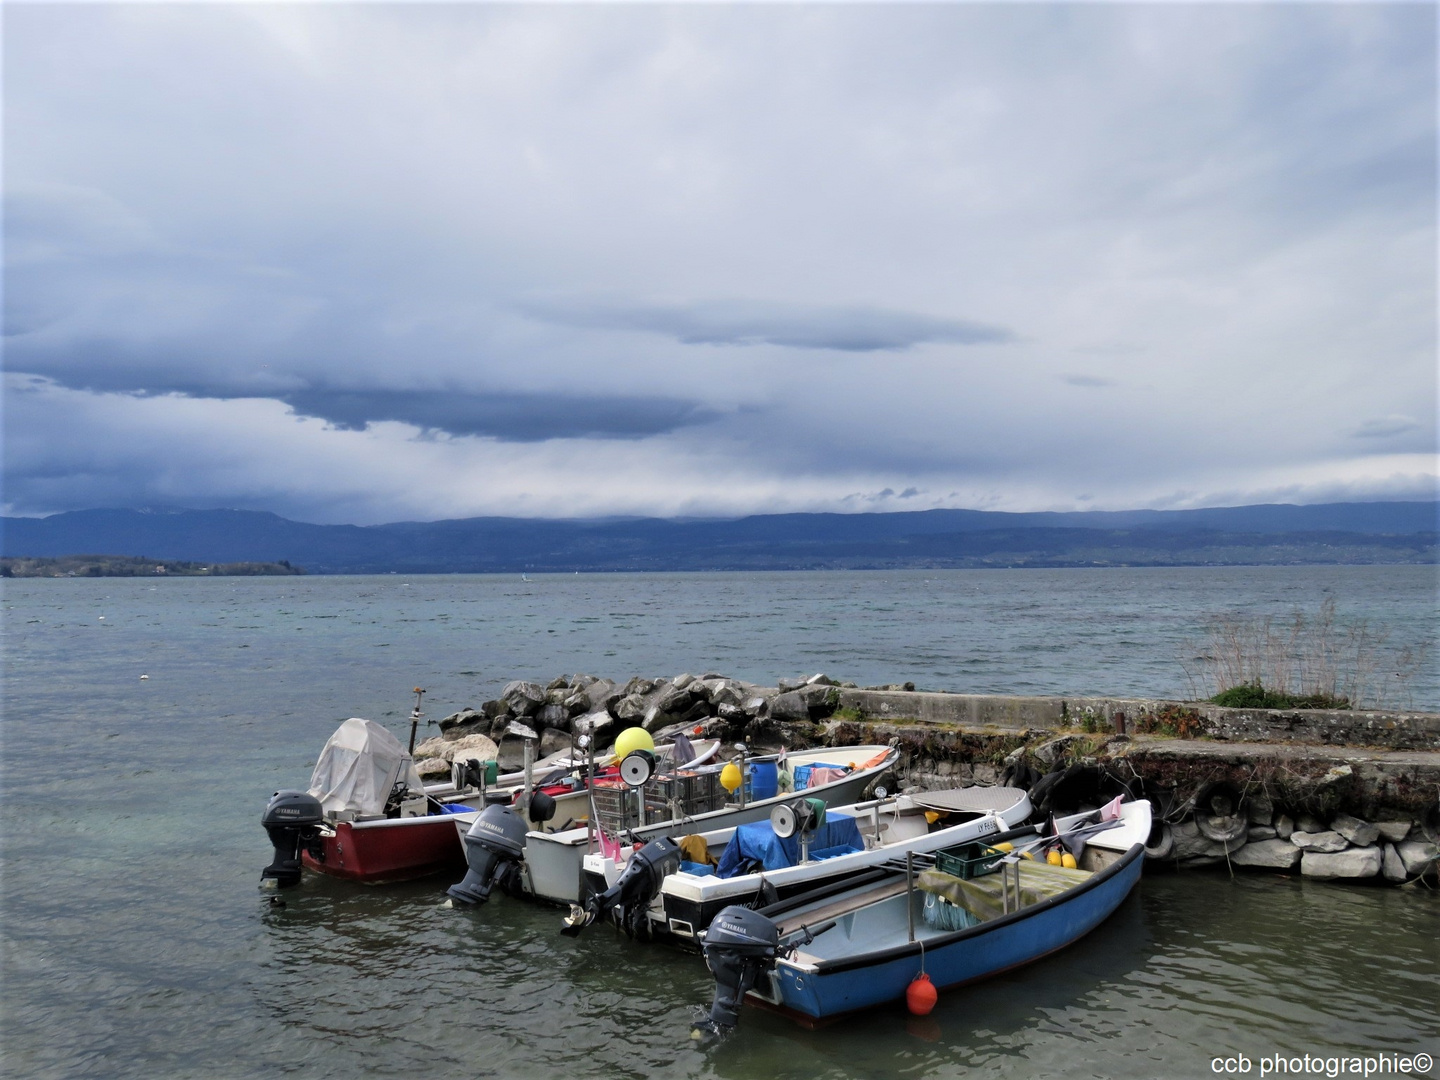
[3,568,1436,1079]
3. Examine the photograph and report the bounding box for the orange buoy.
[906,973,938,1016]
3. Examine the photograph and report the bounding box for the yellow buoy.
[1046,849,1063,866]
[1061,852,1078,869]
[613,727,655,760]
[719,761,743,793]
[992,842,1014,853]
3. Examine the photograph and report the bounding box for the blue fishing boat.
[693,799,1151,1032]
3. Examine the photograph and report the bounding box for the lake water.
[3,567,1437,1079]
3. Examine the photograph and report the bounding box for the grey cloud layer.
[3,3,1435,519]
[518,298,1014,352]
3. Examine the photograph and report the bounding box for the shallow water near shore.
[3,567,1437,1079]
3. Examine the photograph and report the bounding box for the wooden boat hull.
[755,843,1145,1023]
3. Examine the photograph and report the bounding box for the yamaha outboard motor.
[693,905,781,1038]
[261,789,324,888]
[448,795,529,905]
[560,836,680,940]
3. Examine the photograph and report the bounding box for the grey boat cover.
[307,717,424,816]
[907,787,1026,814]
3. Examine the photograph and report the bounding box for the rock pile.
[429,671,858,771]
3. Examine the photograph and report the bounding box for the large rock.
[1246,795,1274,826]
[1171,819,1245,860]
[776,677,806,693]
[537,703,570,731]
[496,734,535,772]
[415,756,449,780]
[1395,840,1439,878]
[562,692,590,717]
[449,734,499,761]
[413,733,498,764]
[501,681,546,717]
[1331,813,1379,848]
[1295,813,1326,834]
[1382,843,1408,883]
[1232,838,1302,870]
[1301,847,1381,880]
[538,727,570,759]
[1376,821,1413,844]
[612,694,648,723]
[769,690,813,722]
[1247,826,1277,842]
[741,695,770,718]
[804,673,839,686]
[1290,830,1347,853]
[438,707,485,733]
[1274,814,1295,840]
[706,681,745,709]
[581,678,618,712]
[672,672,696,690]
[480,699,511,720]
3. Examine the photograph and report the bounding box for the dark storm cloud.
[278,387,717,441]
[519,298,1015,352]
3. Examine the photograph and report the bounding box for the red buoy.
[906,973,938,1016]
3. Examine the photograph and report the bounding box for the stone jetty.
[423,671,1440,887]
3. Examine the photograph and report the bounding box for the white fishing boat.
[563,785,1031,942]
[448,744,901,906]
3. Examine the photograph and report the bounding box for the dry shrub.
[1185,599,1408,709]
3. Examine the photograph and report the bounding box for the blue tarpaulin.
[715,813,864,877]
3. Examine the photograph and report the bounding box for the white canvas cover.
[307,717,425,816]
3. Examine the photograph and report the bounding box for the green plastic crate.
[934,841,1004,880]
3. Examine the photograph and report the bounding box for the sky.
[4,2,1436,525]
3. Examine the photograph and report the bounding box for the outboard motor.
[693,905,781,1038]
[560,836,680,940]
[261,789,324,888]
[448,795,529,905]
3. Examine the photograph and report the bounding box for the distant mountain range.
[3,502,1435,573]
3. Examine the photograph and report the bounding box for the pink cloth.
[1100,795,1125,822]
[806,767,848,789]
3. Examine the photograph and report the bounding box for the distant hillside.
[1,555,303,578]
[2,502,1435,573]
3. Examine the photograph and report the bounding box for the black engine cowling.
[447,801,530,905]
[261,789,324,888]
[560,836,680,940]
[694,905,781,1036]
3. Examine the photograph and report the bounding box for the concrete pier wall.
[835,689,1440,751]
